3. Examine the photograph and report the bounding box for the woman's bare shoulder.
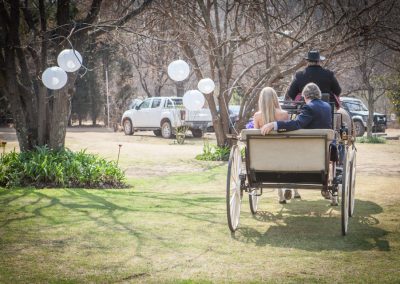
[254,111,262,118]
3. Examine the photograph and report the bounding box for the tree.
[144,0,400,147]
[0,0,153,151]
[388,83,400,123]
[351,45,394,137]
[385,64,400,123]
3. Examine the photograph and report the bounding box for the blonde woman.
[253,87,288,128]
[253,87,301,204]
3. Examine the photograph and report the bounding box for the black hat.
[305,50,325,61]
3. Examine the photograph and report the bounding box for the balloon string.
[61,35,92,78]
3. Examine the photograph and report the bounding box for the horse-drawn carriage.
[226,101,357,235]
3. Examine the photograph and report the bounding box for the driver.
[286,50,341,105]
[280,50,342,202]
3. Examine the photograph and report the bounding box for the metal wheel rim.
[124,120,131,134]
[227,145,242,231]
[341,148,351,235]
[349,148,356,216]
[162,123,171,138]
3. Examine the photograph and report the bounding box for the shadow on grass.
[0,188,226,262]
[1,189,389,254]
[232,199,390,252]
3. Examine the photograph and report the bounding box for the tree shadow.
[232,199,390,252]
[0,188,226,263]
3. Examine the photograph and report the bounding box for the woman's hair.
[302,83,321,100]
[258,87,280,125]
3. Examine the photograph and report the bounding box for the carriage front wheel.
[226,145,242,232]
[249,188,260,214]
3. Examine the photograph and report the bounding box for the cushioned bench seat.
[240,129,335,185]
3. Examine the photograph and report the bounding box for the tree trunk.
[1,0,153,152]
[367,87,374,138]
[176,81,184,97]
[49,87,73,149]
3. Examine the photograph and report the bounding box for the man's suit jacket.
[276,99,332,132]
[286,65,342,100]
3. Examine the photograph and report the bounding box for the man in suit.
[262,83,332,204]
[286,50,342,103]
[261,82,332,134]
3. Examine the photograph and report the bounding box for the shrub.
[195,141,231,161]
[356,136,386,144]
[0,146,126,188]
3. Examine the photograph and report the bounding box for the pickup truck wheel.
[153,130,162,137]
[161,121,172,138]
[354,120,365,137]
[123,119,134,135]
[191,129,203,138]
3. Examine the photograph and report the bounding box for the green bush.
[356,136,386,144]
[195,141,231,161]
[0,146,126,188]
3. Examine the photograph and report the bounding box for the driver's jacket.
[286,65,341,100]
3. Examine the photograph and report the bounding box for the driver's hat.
[305,50,326,61]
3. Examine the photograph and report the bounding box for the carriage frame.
[226,102,357,236]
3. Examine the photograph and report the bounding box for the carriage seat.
[240,128,335,141]
[240,129,335,184]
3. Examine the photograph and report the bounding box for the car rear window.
[165,98,183,108]
[171,98,183,106]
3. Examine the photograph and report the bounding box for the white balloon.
[42,66,68,90]
[183,90,205,111]
[167,60,190,82]
[197,78,215,94]
[57,49,83,72]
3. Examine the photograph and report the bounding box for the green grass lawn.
[1,163,400,283]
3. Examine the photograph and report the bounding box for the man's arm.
[286,73,300,100]
[330,72,342,96]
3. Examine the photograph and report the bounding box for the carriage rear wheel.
[349,145,357,217]
[341,147,351,236]
[226,145,242,232]
[249,188,260,214]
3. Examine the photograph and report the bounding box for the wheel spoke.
[230,174,238,189]
[230,194,236,220]
[230,191,236,206]
[234,191,240,226]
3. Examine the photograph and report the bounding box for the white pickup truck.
[121,97,212,138]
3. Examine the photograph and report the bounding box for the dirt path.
[0,128,215,178]
[1,127,399,178]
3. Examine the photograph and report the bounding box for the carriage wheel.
[249,188,260,214]
[349,146,357,217]
[226,145,242,232]
[341,147,351,236]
